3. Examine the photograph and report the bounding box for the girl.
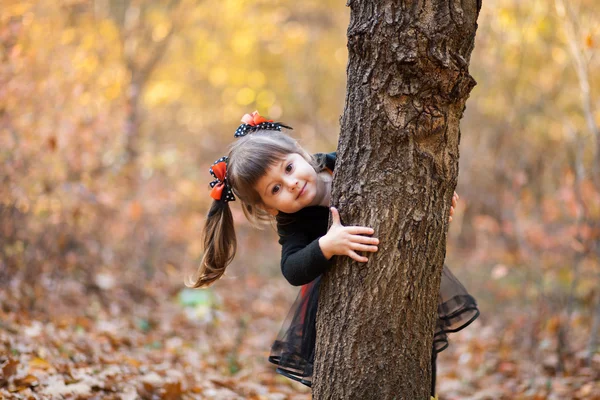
[192,111,480,397]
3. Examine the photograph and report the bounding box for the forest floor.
[1,274,599,400]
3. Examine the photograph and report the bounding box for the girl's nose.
[285,177,299,190]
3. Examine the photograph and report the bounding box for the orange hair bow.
[241,111,273,126]
[209,157,235,202]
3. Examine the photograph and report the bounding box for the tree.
[95,0,195,165]
[313,1,482,398]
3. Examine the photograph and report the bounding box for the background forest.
[1,0,599,398]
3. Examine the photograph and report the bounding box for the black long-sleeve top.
[275,152,336,286]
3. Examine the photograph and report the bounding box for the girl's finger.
[350,235,379,245]
[330,207,341,225]
[347,250,368,263]
[450,206,455,216]
[448,216,453,222]
[350,243,378,253]
[346,226,375,235]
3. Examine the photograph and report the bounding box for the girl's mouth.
[297,183,306,199]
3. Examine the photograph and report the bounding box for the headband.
[234,111,292,138]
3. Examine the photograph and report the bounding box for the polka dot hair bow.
[209,157,235,203]
[234,110,293,138]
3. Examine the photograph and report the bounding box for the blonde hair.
[188,130,320,288]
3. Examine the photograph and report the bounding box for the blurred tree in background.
[0,0,599,394]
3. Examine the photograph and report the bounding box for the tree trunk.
[313,1,481,399]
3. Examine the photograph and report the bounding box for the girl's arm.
[280,232,332,286]
[279,191,458,286]
[277,207,334,286]
[279,207,378,286]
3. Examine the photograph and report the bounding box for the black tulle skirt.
[267,264,480,387]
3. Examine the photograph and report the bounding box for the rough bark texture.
[313,1,481,399]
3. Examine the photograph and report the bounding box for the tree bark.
[313,1,481,399]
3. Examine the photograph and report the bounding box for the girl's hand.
[449,191,459,222]
[318,207,379,263]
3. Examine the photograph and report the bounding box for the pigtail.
[187,201,237,288]
[188,156,237,288]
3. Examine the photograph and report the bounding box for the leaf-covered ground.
[1,276,599,400]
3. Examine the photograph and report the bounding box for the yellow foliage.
[498,8,515,29]
[284,21,308,46]
[334,47,347,65]
[152,22,172,42]
[104,81,123,101]
[98,20,119,41]
[235,88,256,106]
[145,81,183,106]
[80,32,96,51]
[228,68,247,87]
[551,47,567,64]
[74,54,99,76]
[209,68,229,87]
[256,90,276,109]
[247,71,266,89]
[61,29,76,45]
[231,33,254,56]
[3,2,33,18]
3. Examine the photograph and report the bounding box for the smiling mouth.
[297,183,306,199]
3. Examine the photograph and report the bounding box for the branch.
[555,0,599,181]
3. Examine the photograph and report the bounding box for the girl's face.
[253,153,320,215]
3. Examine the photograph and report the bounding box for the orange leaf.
[2,358,19,379]
[47,136,57,151]
[129,201,143,221]
[585,34,594,48]
[125,357,142,368]
[15,374,38,387]
[29,357,52,371]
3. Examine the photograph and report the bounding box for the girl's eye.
[285,163,293,173]
[272,184,281,195]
